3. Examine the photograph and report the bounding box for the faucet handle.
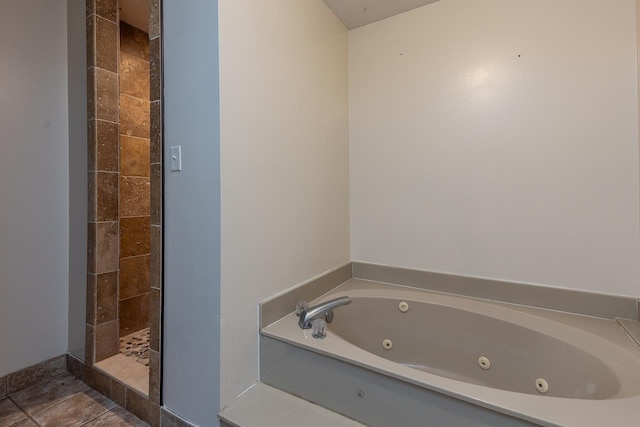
[295,301,309,317]
[311,318,327,339]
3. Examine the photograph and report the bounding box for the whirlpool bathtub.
[261,279,640,426]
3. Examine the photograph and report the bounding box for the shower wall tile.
[120,217,150,258]
[85,366,112,397]
[86,15,95,68]
[150,102,161,164]
[149,289,160,352]
[97,172,118,221]
[120,53,150,100]
[150,164,161,226]
[120,294,150,336]
[110,380,126,408]
[86,274,97,326]
[85,324,94,364]
[96,120,119,171]
[120,177,150,217]
[87,0,118,22]
[87,223,96,274]
[150,226,161,290]
[95,320,118,362]
[120,95,150,138]
[125,388,150,424]
[149,0,160,40]
[149,403,161,427]
[88,172,96,222]
[96,221,119,273]
[120,23,149,60]
[120,255,150,299]
[95,68,118,122]
[149,38,161,102]
[96,16,118,73]
[87,69,95,119]
[149,350,160,404]
[96,272,118,324]
[120,136,150,177]
[88,120,96,171]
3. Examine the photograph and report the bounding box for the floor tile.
[11,372,89,415]
[0,398,27,426]
[8,418,38,426]
[82,406,149,427]
[30,389,116,427]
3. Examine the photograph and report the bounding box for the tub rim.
[261,280,640,427]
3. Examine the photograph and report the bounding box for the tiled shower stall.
[83,0,163,423]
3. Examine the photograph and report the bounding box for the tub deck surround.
[218,383,365,427]
[260,279,640,427]
[352,262,639,320]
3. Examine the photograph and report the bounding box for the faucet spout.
[298,296,351,329]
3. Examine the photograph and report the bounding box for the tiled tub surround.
[119,21,151,339]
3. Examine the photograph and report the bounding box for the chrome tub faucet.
[296,296,351,338]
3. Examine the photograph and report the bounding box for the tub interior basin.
[327,297,622,400]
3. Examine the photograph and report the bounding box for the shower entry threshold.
[95,353,150,396]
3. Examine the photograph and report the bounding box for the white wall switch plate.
[170,145,182,171]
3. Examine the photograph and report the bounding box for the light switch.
[170,146,182,171]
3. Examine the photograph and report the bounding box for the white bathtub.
[261,279,640,426]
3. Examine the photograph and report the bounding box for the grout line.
[120,51,150,65]
[89,118,119,126]
[87,13,119,27]
[88,65,119,78]
[8,396,40,427]
[120,134,150,142]
[120,92,151,104]
[119,292,151,303]
[120,175,151,180]
[77,407,113,427]
[10,379,89,424]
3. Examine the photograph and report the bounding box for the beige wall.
[219,0,350,405]
[349,0,640,296]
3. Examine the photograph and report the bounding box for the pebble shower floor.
[119,328,150,367]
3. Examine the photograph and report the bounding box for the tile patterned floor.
[120,329,150,367]
[0,371,147,427]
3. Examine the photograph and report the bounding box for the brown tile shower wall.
[86,0,163,423]
[148,0,163,406]
[119,22,151,337]
[87,0,120,364]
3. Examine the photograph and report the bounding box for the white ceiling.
[119,1,440,33]
[119,0,149,33]
[322,0,441,29]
